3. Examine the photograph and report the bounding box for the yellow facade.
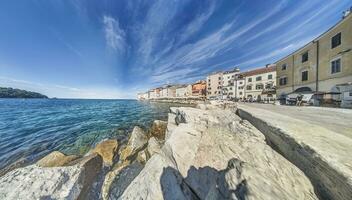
[276,12,352,97]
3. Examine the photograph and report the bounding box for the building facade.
[276,9,352,107]
[176,85,187,97]
[192,80,206,98]
[222,68,240,99]
[242,65,276,101]
[206,72,223,99]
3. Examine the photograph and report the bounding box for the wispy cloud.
[103,15,126,52]
[50,28,83,58]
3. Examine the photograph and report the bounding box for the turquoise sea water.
[0,99,180,172]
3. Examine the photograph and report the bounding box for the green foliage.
[0,87,48,98]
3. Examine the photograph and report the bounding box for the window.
[238,86,243,89]
[331,33,341,49]
[302,52,308,63]
[256,76,262,81]
[279,77,287,86]
[239,92,243,95]
[268,74,273,79]
[281,64,287,70]
[256,84,263,90]
[302,71,308,81]
[227,76,230,79]
[331,58,341,74]
[248,78,252,82]
[239,81,243,84]
[246,85,252,90]
[265,83,272,89]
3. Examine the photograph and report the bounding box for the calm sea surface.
[0,99,183,172]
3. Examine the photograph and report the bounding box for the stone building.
[206,72,223,99]
[241,65,276,101]
[175,85,188,97]
[222,68,240,99]
[276,8,352,107]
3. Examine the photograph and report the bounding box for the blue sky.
[0,0,351,99]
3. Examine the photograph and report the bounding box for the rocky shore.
[0,102,335,199]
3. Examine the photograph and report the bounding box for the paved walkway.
[237,103,352,199]
[238,103,352,139]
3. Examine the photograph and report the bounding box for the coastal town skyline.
[0,0,351,99]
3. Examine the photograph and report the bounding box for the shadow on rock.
[160,158,247,200]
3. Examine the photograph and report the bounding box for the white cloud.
[103,15,126,52]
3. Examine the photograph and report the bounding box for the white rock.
[147,137,161,157]
[0,153,102,200]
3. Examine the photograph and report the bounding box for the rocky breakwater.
[0,118,168,200]
[0,103,320,199]
[119,104,318,199]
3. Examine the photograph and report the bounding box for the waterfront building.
[154,88,161,98]
[241,65,276,101]
[235,75,246,100]
[176,85,188,97]
[222,68,240,99]
[192,80,206,98]
[276,8,352,107]
[206,72,223,99]
[186,84,193,97]
[161,85,178,98]
[148,89,156,99]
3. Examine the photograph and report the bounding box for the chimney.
[343,7,352,18]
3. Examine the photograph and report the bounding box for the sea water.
[0,99,182,172]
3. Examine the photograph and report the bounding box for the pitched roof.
[240,65,276,77]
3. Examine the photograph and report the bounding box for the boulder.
[119,126,148,161]
[101,160,130,200]
[75,153,103,200]
[165,113,177,140]
[136,150,147,164]
[0,153,102,200]
[36,151,79,167]
[92,139,119,166]
[147,137,161,157]
[150,120,167,140]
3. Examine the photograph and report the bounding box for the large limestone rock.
[165,113,177,140]
[119,126,148,161]
[36,151,79,167]
[147,137,161,157]
[0,153,103,200]
[150,120,167,140]
[92,139,119,166]
[120,106,318,200]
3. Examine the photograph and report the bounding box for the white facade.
[206,72,223,99]
[244,68,276,101]
[235,79,245,99]
[176,87,187,97]
[222,69,240,99]
[148,90,156,99]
